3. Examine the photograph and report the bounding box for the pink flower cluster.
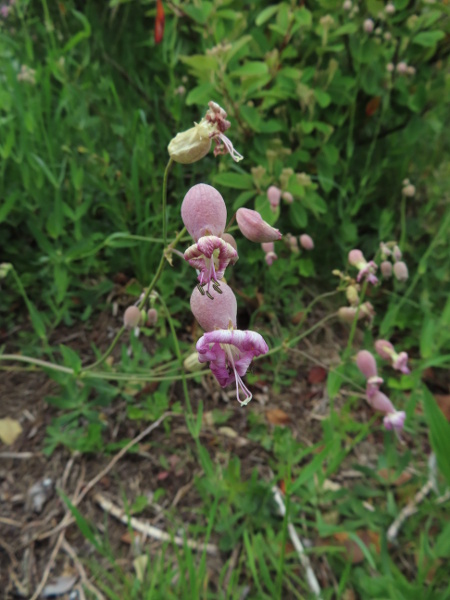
[379,241,409,282]
[356,338,411,432]
[181,184,280,404]
[348,249,378,285]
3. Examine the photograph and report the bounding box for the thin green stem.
[343,280,368,360]
[400,192,407,250]
[162,158,174,247]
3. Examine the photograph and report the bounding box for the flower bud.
[147,308,158,326]
[346,285,360,306]
[282,191,294,204]
[124,306,142,329]
[380,261,393,278]
[343,0,352,10]
[386,62,394,72]
[407,66,416,76]
[183,352,204,372]
[285,233,299,254]
[385,2,395,14]
[265,252,278,266]
[190,282,237,331]
[356,350,378,379]
[402,184,415,197]
[261,242,274,253]
[267,186,281,210]
[384,32,392,41]
[299,234,314,250]
[392,245,402,261]
[236,208,282,243]
[363,19,374,33]
[348,249,364,267]
[396,62,408,74]
[375,339,394,361]
[393,261,408,281]
[369,390,395,413]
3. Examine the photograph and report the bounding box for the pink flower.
[299,234,314,250]
[285,233,299,254]
[123,306,142,328]
[190,283,237,331]
[392,245,402,261]
[196,328,269,405]
[375,339,410,374]
[184,235,238,288]
[348,249,378,285]
[384,411,406,432]
[147,308,158,326]
[181,184,227,241]
[236,208,282,243]
[396,62,408,74]
[367,391,406,432]
[338,302,374,323]
[267,186,281,212]
[204,101,244,162]
[393,261,408,281]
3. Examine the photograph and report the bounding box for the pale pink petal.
[190,283,237,331]
[181,184,227,241]
[236,208,282,243]
[356,350,378,379]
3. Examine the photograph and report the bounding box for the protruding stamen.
[197,284,205,296]
[206,291,214,300]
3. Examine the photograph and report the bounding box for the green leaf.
[213,172,254,190]
[423,387,450,486]
[413,30,445,47]
[289,202,308,228]
[232,62,269,77]
[254,194,278,225]
[185,83,216,106]
[240,105,262,132]
[183,2,213,24]
[255,5,279,26]
[30,154,59,189]
[62,10,91,53]
[232,190,256,211]
[28,303,47,340]
[314,89,331,108]
[420,316,436,359]
[327,368,344,400]
[60,345,82,373]
[0,193,17,223]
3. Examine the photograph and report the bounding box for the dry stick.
[62,538,106,600]
[29,531,66,600]
[94,493,218,556]
[272,486,323,600]
[38,412,172,542]
[387,480,434,543]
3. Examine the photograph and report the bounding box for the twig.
[387,480,434,543]
[29,530,65,600]
[38,412,173,541]
[62,538,106,600]
[94,492,218,556]
[0,451,35,459]
[272,486,323,600]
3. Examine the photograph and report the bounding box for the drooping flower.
[348,249,378,285]
[363,18,374,33]
[181,184,238,288]
[196,329,269,406]
[356,350,383,398]
[236,208,282,243]
[375,339,410,374]
[190,284,269,405]
[261,242,278,267]
[184,236,238,288]
[338,302,374,323]
[124,306,142,329]
[147,308,158,326]
[168,101,243,164]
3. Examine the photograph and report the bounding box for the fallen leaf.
[308,366,327,384]
[0,417,22,445]
[133,555,148,582]
[266,408,291,425]
[435,395,450,422]
[377,468,412,487]
[291,311,305,325]
[321,530,380,564]
[218,426,238,438]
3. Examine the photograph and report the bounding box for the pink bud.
[282,191,294,204]
[375,339,394,361]
[396,61,408,74]
[385,2,395,14]
[236,208,282,243]
[190,282,237,332]
[392,245,402,261]
[393,261,408,281]
[261,242,274,253]
[381,261,392,278]
[181,184,227,241]
[299,234,314,250]
[363,18,374,33]
[267,186,281,208]
[348,249,364,267]
[369,390,396,414]
[386,62,394,72]
[147,308,158,326]
[124,306,142,329]
[265,252,278,266]
[285,233,299,253]
[356,350,378,379]
[402,184,415,197]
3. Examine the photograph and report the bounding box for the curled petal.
[184,235,238,285]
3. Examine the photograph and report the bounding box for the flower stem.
[343,280,368,360]
[162,158,174,247]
